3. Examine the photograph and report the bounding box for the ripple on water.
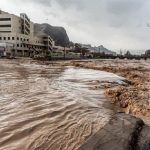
[0,60,124,150]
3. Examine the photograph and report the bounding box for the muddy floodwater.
[0,59,124,150]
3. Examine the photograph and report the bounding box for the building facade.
[0,10,53,57]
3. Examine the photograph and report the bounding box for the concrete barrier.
[78,113,150,150]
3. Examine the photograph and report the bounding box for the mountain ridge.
[34,23,70,47]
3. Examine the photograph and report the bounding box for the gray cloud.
[27,0,85,10]
[107,0,144,15]
[2,0,150,51]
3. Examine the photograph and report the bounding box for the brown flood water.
[0,59,124,150]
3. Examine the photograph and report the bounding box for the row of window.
[0,36,14,40]
[36,41,41,44]
[0,36,29,41]
[0,18,11,21]
[17,44,27,48]
[16,44,43,49]
[0,25,11,27]
[21,14,30,23]
[25,20,30,28]
[25,26,30,33]
[0,31,11,33]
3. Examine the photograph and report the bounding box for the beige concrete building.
[0,10,53,57]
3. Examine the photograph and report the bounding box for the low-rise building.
[145,50,150,58]
[0,10,53,57]
[0,42,14,57]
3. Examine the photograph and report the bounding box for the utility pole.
[64,46,66,60]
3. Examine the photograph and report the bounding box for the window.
[0,18,11,21]
[0,25,11,27]
[0,37,1,40]
[12,37,15,40]
[0,31,11,33]
[17,37,19,40]
[21,44,22,47]
[8,37,10,40]
[17,44,19,47]
[3,37,6,40]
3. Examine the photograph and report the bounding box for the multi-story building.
[0,10,53,57]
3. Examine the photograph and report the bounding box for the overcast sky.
[1,0,150,52]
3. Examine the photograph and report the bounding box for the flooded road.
[0,59,124,150]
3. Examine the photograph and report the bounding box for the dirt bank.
[70,59,150,124]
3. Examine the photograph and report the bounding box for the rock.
[138,125,150,149]
[78,113,146,150]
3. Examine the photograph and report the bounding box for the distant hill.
[34,23,70,47]
[81,44,116,55]
[96,45,116,55]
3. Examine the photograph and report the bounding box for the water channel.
[0,60,124,150]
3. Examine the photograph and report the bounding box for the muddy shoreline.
[69,59,150,124]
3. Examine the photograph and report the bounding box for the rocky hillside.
[34,23,70,47]
[95,45,116,55]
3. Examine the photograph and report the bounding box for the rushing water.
[0,60,124,150]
